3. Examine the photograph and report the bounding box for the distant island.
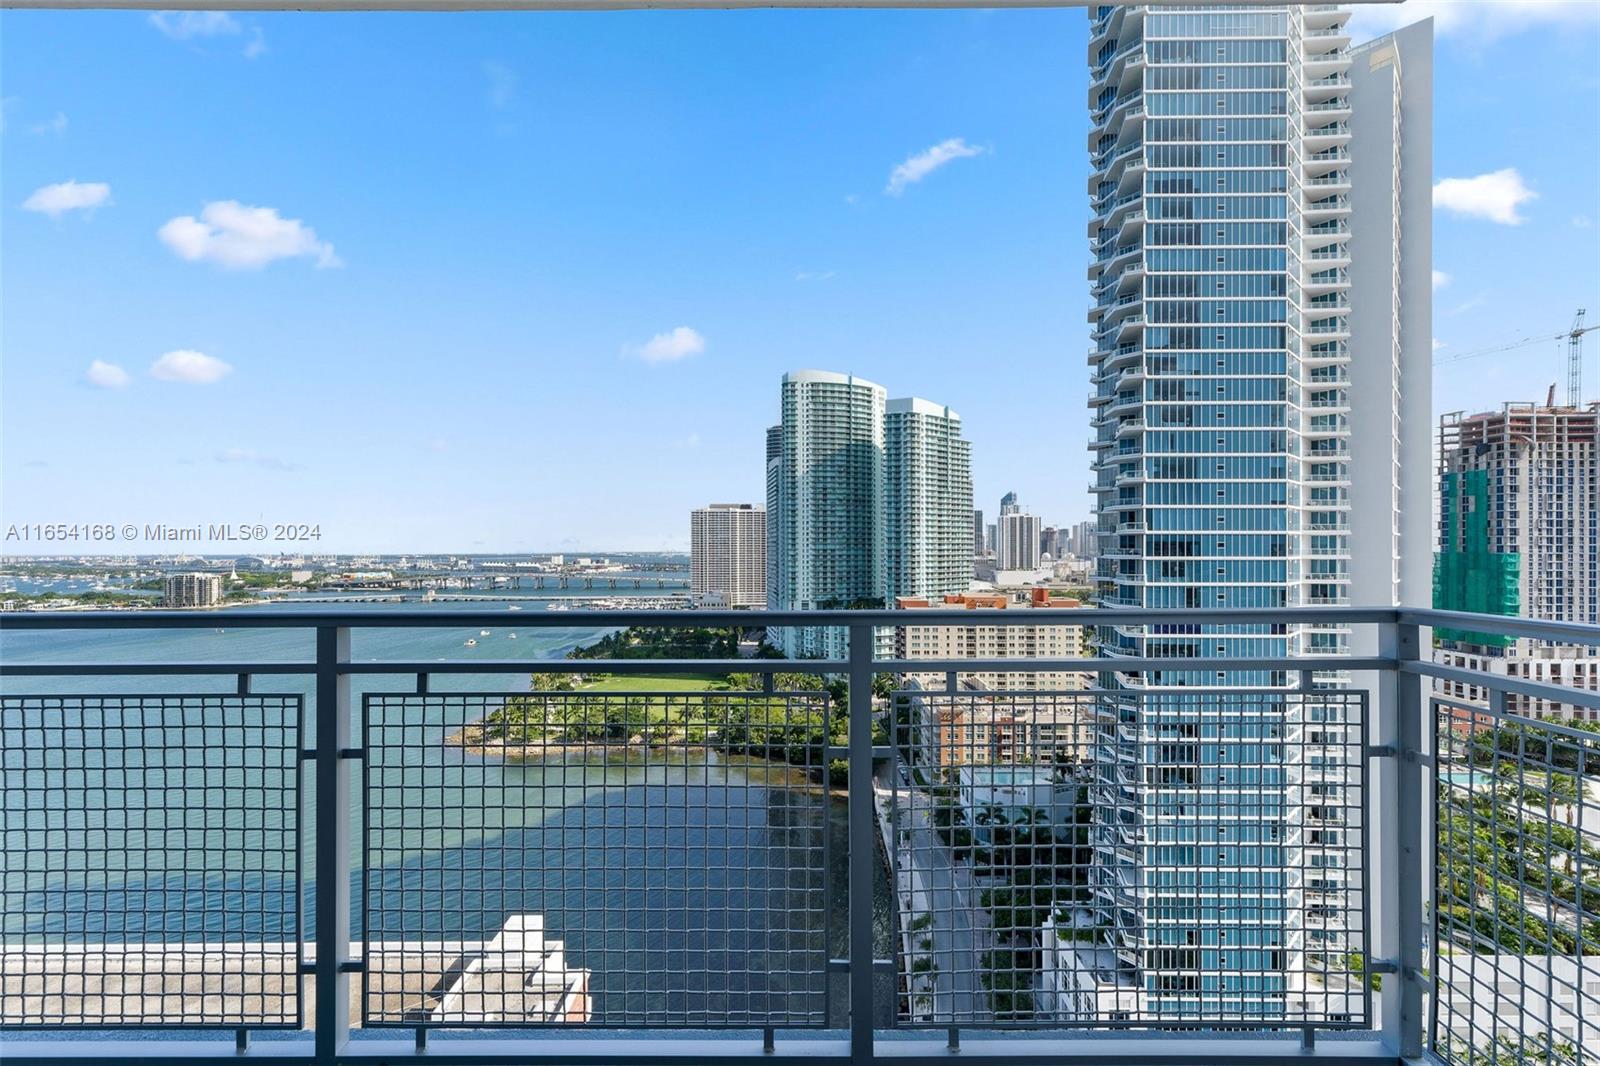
[0,553,691,611]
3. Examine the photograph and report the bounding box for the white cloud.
[148,11,240,39]
[29,112,67,136]
[631,326,706,364]
[1432,269,1451,291]
[158,201,341,270]
[85,360,131,389]
[150,10,265,56]
[1433,339,1446,352]
[150,349,233,384]
[1575,214,1594,230]
[1348,1,1600,46]
[1433,168,1537,225]
[885,138,986,196]
[22,180,111,218]
[484,62,517,109]
[216,447,297,471]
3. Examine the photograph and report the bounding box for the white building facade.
[998,511,1043,571]
[690,504,767,608]
[894,593,1090,693]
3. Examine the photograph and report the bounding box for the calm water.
[0,596,892,1024]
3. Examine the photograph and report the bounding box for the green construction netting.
[1432,468,1520,648]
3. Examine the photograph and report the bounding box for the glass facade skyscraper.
[886,398,973,602]
[767,372,973,659]
[1085,4,1433,1021]
[767,370,887,659]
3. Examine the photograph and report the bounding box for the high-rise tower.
[886,398,974,602]
[998,511,1043,571]
[1084,4,1431,1021]
[1434,403,1600,718]
[766,372,973,658]
[767,370,887,658]
[691,504,767,608]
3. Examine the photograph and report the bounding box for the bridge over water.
[400,574,690,591]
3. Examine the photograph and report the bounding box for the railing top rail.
[1425,677,1600,736]
[0,658,853,677]
[5,606,1597,648]
[0,605,1404,630]
[1413,658,1600,714]
[1398,606,1600,647]
[0,654,1393,678]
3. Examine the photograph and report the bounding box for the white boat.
[508,633,518,639]
[480,629,491,636]
[464,638,478,647]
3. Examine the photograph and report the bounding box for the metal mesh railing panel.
[362,689,835,1028]
[0,694,303,1029]
[1432,701,1600,1066]
[888,686,1368,1028]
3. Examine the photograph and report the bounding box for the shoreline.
[446,720,849,798]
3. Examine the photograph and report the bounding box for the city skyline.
[1,5,1598,1057]
[2,3,1598,554]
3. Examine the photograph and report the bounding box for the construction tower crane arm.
[1568,309,1589,407]
[1435,309,1596,408]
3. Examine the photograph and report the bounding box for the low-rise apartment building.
[894,590,1090,692]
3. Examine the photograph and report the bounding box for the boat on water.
[464,638,478,647]
[479,629,491,636]
[508,633,518,639]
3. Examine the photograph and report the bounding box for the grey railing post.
[315,626,352,1065]
[847,622,875,1065]
[1376,619,1427,1060]
[1394,621,1427,1061]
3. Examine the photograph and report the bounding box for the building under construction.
[1433,401,1600,719]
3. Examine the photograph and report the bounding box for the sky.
[2,2,1598,554]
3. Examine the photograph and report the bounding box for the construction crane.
[1435,309,1596,406]
[1568,309,1588,407]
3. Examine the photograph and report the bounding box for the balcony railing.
[1,606,1597,1066]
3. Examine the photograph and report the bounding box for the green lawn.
[577,673,737,692]
[485,671,827,748]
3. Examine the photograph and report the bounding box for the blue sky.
[2,3,1598,553]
